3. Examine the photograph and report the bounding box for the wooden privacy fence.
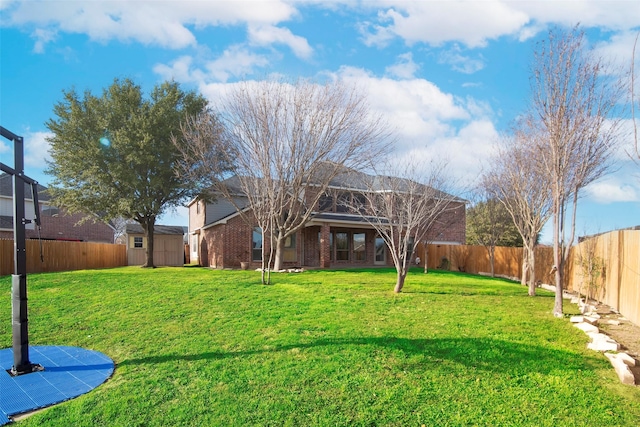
[566,230,640,327]
[1,239,127,276]
[419,243,555,284]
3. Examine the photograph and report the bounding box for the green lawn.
[1,267,639,426]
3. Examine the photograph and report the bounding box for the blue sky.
[1,0,639,243]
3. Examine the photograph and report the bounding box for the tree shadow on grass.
[118,336,599,376]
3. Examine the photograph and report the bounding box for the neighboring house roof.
[125,224,185,235]
[0,173,51,201]
[1,173,51,231]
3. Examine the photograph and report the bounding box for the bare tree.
[344,160,462,293]
[483,126,553,296]
[175,111,278,284]
[575,234,605,311]
[529,26,625,316]
[175,78,391,277]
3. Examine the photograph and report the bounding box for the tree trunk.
[394,269,407,293]
[527,242,536,296]
[552,207,563,317]
[272,231,285,271]
[521,246,528,287]
[489,245,495,278]
[423,244,429,274]
[141,216,156,268]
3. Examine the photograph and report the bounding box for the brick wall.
[426,201,466,244]
[194,196,465,269]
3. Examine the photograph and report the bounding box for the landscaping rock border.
[570,306,638,385]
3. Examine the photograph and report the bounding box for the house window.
[353,233,366,261]
[329,232,333,261]
[283,234,297,262]
[319,194,333,211]
[252,227,262,261]
[336,193,350,213]
[375,236,386,264]
[196,201,200,214]
[134,237,144,248]
[335,232,349,261]
[353,193,367,213]
[191,235,198,255]
[41,205,59,217]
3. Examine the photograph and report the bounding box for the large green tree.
[46,78,208,267]
[466,196,523,277]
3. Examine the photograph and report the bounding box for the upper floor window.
[336,193,351,213]
[41,205,59,217]
[319,194,333,211]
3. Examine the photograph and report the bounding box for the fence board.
[1,239,126,276]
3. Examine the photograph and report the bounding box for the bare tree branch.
[529,25,625,316]
[175,78,393,278]
[483,124,553,296]
[342,159,463,292]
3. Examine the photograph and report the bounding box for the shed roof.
[125,224,185,235]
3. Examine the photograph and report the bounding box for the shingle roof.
[125,224,185,235]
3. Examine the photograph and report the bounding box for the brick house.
[188,168,466,269]
[0,173,115,243]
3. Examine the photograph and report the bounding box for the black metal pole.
[11,131,32,374]
[1,126,39,375]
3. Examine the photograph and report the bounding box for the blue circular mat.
[0,345,114,425]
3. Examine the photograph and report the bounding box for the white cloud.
[4,0,298,51]
[332,67,498,185]
[358,1,639,50]
[438,45,485,74]
[31,27,57,53]
[23,130,53,169]
[360,1,529,48]
[193,67,499,188]
[153,56,201,84]
[154,46,270,84]
[385,52,419,79]
[248,24,313,59]
[0,130,52,170]
[585,177,640,203]
[594,30,640,71]
[0,141,10,155]
[515,1,640,32]
[205,46,270,82]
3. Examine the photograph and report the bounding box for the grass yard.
[1,267,639,426]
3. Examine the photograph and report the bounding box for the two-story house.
[0,173,115,243]
[188,167,466,269]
